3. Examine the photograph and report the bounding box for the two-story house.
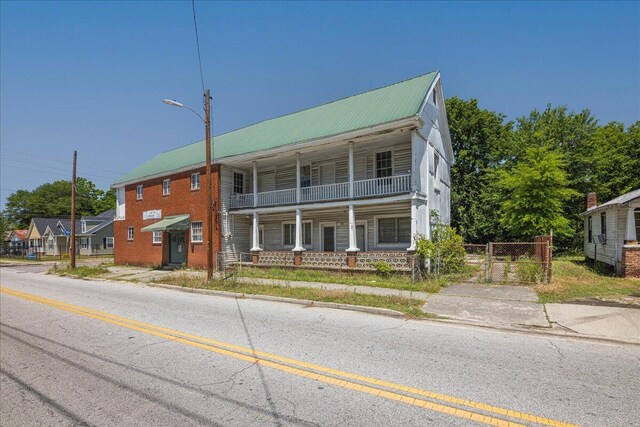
[112,71,453,271]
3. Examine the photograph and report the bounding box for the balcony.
[229,174,411,209]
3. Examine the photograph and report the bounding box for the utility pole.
[205,89,214,280]
[70,150,77,269]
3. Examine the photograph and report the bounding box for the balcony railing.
[353,174,411,199]
[229,174,411,209]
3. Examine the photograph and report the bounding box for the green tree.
[497,146,579,239]
[446,97,513,243]
[4,178,111,228]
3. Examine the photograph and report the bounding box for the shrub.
[371,260,393,278]
[415,212,466,275]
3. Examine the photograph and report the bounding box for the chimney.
[587,192,597,210]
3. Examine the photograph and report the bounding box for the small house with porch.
[582,189,640,277]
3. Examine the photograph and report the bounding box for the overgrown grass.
[51,264,111,278]
[536,259,640,303]
[233,265,477,293]
[157,273,431,318]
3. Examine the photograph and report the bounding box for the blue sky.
[1,1,638,210]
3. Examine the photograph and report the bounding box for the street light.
[163,90,214,280]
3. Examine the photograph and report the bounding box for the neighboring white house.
[582,189,640,277]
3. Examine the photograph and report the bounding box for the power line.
[192,0,206,93]
[1,164,114,184]
[2,158,118,181]
[1,149,127,176]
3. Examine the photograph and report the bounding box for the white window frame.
[191,173,200,190]
[105,237,114,249]
[81,220,87,233]
[374,149,394,178]
[299,164,311,188]
[191,221,203,243]
[374,214,411,247]
[127,226,134,241]
[152,231,162,244]
[80,237,88,249]
[319,221,337,252]
[136,185,143,200]
[282,220,312,248]
[433,151,441,191]
[163,179,171,196]
[233,171,245,195]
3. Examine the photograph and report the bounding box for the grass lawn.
[51,264,111,278]
[157,273,430,318]
[536,257,640,303]
[234,266,477,293]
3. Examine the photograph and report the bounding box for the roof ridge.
[214,70,439,140]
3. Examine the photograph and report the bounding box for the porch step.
[162,263,182,271]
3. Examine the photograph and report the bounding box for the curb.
[145,282,406,318]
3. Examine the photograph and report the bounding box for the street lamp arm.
[162,98,206,123]
[182,104,206,124]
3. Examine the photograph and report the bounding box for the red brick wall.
[114,165,221,269]
[622,245,640,278]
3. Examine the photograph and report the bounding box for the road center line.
[0,286,579,427]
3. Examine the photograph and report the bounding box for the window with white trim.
[377,217,411,244]
[105,237,114,249]
[81,220,87,233]
[152,231,162,244]
[587,216,592,243]
[80,238,88,249]
[191,221,203,243]
[600,212,607,244]
[283,222,312,247]
[433,152,440,189]
[136,185,143,200]
[375,151,392,178]
[163,179,170,196]
[127,227,134,241]
[233,172,244,194]
[300,165,311,188]
[191,173,200,190]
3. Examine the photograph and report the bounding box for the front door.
[169,232,186,264]
[356,224,366,251]
[322,225,335,252]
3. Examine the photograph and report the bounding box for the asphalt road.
[1,266,638,426]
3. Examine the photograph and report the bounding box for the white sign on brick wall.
[143,210,162,220]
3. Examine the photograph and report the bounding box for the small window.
[81,221,87,234]
[600,212,607,244]
[433,153,440,181]
[378,217,411,244]
[233,172,244,194]
[375,151,392,178]
[300,165,311,188]
[587,216,592,243]
[105,237,114,249]
[432,90,437,106]
[152,231,162,244]
[136,185,143,200]
[191,221,203,243]
[127,227,134,241]
[283,222,311,246]
[191,173,200,190]
[80,238,88,249]
[163,179,170,196]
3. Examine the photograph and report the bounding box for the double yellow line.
[0,286,578,427]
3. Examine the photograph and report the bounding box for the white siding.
[583,207,619,267]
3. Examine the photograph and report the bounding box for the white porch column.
[408,197,418,251]
[251,212,262,251]
[347,204,359,252]
[348,142,354,199]
[626,206,637,242]
[252,161,258,208]
[296,153,301,204]
[293,208,305,251]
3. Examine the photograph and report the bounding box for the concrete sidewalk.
[61,264,640,344]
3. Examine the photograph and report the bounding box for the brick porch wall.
[622,245,640,278]
[114,165,221,268]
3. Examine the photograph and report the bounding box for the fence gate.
[464,236,552,284]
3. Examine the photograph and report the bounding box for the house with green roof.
[112,71,453,270]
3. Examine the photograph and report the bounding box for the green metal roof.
[114,71,438,186]
[140,214,190,232]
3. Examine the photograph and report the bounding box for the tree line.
[3,178,116,229]
[447,99,639,251]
